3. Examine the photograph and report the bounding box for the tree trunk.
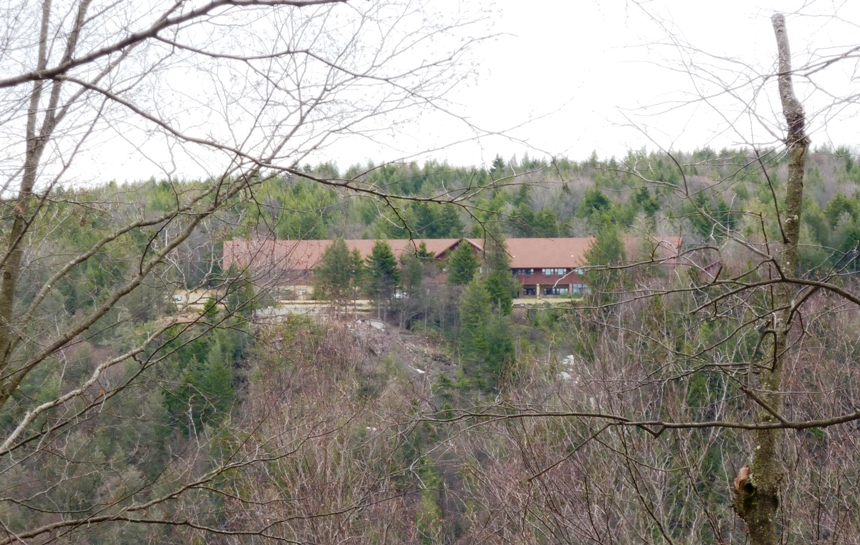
[733,13,809,544]
[0,0,90,403]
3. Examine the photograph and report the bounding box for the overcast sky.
[76,0,860,182]
[313,0,860,171]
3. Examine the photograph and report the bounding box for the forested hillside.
[230,146,860,266]
[4,146,860,543]
[3,1,860,542]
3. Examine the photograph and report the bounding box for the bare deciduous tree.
[429,9,860,545]
[0,0,492,540]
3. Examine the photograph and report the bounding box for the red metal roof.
[503,237,682,269]
[223,236,683,273]
[223,238,466,272]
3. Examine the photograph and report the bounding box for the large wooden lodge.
[223,236,682,299]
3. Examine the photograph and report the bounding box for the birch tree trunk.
[733,14,809,544]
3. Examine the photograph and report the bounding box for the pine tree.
[446,242,480,285]
[459,277,491,369]
[458,277,513,391]
[200,336,235,422]
[437,204,465,237]
[400,251,424,298]
[584,223,626,266]
[349,248,365,302]
[485,271,514,316]
[584,223,626,302]
[416,241,434,259]
[224,264,257,317]
[483,226,519,315]
[315,238,352,306]
[366,240,400,319]
[490,155,506,179]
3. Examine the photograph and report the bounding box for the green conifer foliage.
[349,248,366,300]
[458,278,513,391]
[584,223,627,302]
[224,264,257,317]
[459,277,491,368]
[485,271,514,316]
[366,240,400,318]
[446,242,480,285]
[400,251,424,297]
[482,227,518,314]
[315,238,353,305]
[584,223,626,267]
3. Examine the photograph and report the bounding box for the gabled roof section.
[503,236,682,269]
[504,238,594,269]
[223,238,468,272]
[223,236,683,273]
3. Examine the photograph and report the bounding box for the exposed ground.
[342,316,457,387]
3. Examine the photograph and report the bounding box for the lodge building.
[222,236,682,299]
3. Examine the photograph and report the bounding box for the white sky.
[74,0,860,182]
[315,0,860,171]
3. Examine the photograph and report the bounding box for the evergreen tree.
[458,277,513,391]
[632,187,660,216]
[511,204,565,237]
[315,238,352,306]
[824,192,858,227]
[436,204,465,238]
[490,155,506,179]
[199,336,235,420]
[459,277,491,369]
[485,271,514,316]
[416,241,434,259]
[349,248,365,301]
[224,264,257,317]
[366,240,400,319]
[683,192,738,239]
[163,333,235,436]
[577,187,612,218]
[513,184,530,206]
[584,223,626,266]
[510,203,536,236]
[469,192,507,237]
[446,242,480,285]
[202,297,219,318]
[483,226,519,315]
[397,250,426,328]
[482,313,514,390]
[400,250,424,298]
[584,223,626,302]
[412,202,438,237]
[533,207,563,237]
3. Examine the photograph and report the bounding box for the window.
[544,287,569,296]
[524,287,536,296]
[542,268,568,276]
[571,283,589,294]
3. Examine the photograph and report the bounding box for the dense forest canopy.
[187,146,860,269]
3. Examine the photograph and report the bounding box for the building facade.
[222,236,682,299]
